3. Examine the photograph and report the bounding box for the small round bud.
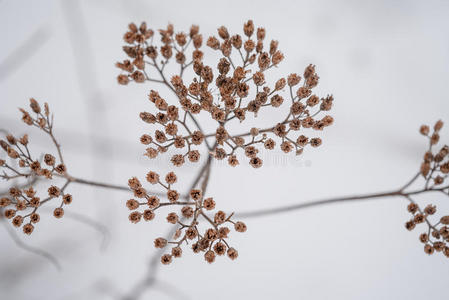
[234,221,247,232]
[53,207,64,219]
[154,237,167,248]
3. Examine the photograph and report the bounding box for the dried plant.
[126,170,244,264]
[237,120,449,259]
[1,20,448,276]
[116,20,334,168]
[114,19,335,264]
[404,121,449,257]
[0,99,71,235]
[0,99,134,238]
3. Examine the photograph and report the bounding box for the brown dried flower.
[125,169,245,264]
[116,21,334,169]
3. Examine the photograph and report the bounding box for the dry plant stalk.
[1,21,448,270]
[404,121,449,256]
[127,172,243,263]
[0,99,71,235]
[235,120,449,259]
[116,20,333,264]
[116,20,334,168]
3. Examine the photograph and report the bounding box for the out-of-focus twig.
[67,175,170,198]
[0,26,52,82]
[38,207,111,251]
[60,0,114,241]
[236,189,403,218]
[64,211,110,251]
[0,209,61,271]
[152,278,191,300]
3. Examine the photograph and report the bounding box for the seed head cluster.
[0,99,71,235]
[126,170,245,264]
[116,20,334,168]
[1,20,446,271]
[404,120,449,258]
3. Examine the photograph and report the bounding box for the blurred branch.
[0,26,52,82]
[152,278,191,300]
[0,117,141,164]
[60,2,115,252]
[39,207,111,251]
[0,209,61,271]
[64,211,110,251]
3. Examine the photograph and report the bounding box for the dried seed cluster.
[126,171,245,264]
[116,20,334,168]
[0,99,71,234]
[404,120,449,258]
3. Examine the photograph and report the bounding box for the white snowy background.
[1,0,449,299]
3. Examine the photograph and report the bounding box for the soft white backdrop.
[1,0,449,299]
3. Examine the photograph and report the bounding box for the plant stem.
[236,190,403,218]
[69,176,130,192]
[236,185,449,219]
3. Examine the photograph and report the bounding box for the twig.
[0,26,52,82]
[236,190,402,218]
[39,207,111,251]
[68,176,172,198]
[236,185,448,219]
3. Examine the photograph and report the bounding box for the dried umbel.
[126,170,245,264]
[1,19,447,285]
[116,20,334,168]
[116,20,335,264]
[0,99,72,235]
[403,120,449,258]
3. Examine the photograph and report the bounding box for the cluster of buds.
[126,170,245,264]
[0,99,71,234]
[1,99,67,180]
[404,120,449,257]
[419,120,449,181]
[138,93,204,166]
[116,22,200,85]
[117,20,334,168]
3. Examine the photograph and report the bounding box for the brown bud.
[440,216,449,225]
[419,125,429,135]
[29,98,41,113]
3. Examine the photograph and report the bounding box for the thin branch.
[187,112,212,150]
[39,207,111,251]
[65,211,111,251]
[236,190,402,218]
[68,176,170,198]
[0,26,52,82]
[236,185,449,219]
[400,172,421,192]
[69,177,131,192]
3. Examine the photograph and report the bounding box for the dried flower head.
[117,20,334,169]
[401,120,449,259]
[125,170,245,264]
[1,99,74,235]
